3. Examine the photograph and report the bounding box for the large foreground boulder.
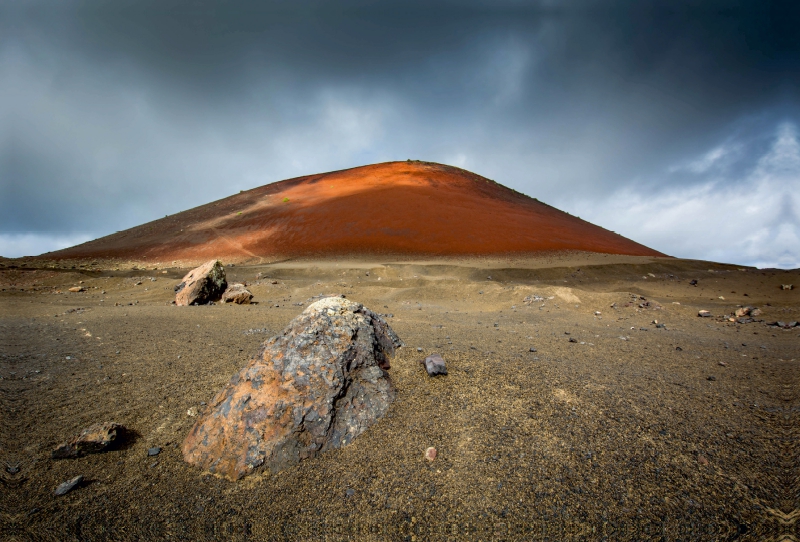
[182,297,403,480]
[174,260,227,306]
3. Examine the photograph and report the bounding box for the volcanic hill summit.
[48,161,664,262]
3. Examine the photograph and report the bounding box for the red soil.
[46,161,666,262]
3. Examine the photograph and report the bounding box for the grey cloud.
[1,1,799,262]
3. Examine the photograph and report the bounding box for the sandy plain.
[1,253,798,541]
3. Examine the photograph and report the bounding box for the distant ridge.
[46,161,666,263]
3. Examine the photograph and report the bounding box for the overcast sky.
[2,1,799,267]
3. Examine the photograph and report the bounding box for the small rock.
[718,361,728,367]
[271,280,278,285]
[594,311,601,316]
[416,347,423,352]
[52,422,125,459]
[221,283,253,304]
[345,488,355,497]
[697,455,708,465]
[568,337,578,343]
[147,447,161,456]
[750,308,762,317]
[187,407,198,417]
[735,307,752,318]
[529,347,537,352]
[675,346,682,351]
[54,475,84,496]
[706,375,716,381]
[782,284,793,290]
[689,280,698,286]
[68,287,84,293]
[421,353,447,376]
[698,310,712,318]
[425,447,437,461]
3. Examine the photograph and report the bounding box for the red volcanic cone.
[46,161,665,262]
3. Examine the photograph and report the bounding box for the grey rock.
[182,297,403,480]
[147,447,161,456]
[54,475,84,496]
[421,353,447,376]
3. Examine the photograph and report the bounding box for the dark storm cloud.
[2,1,799,263]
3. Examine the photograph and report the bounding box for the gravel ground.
[1,256,798,541]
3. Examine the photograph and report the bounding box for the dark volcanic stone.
[182,297,403,480]
[54,475,84,496]
[52,422,124,459]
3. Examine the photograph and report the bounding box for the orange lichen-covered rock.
[174,259,227,306]
[182,297,402,480]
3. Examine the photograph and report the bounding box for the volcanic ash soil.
[1,254,798,541]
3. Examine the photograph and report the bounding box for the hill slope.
[46,161,665,262]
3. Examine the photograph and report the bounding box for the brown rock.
[68,287,84,293]
[698,310,712,318]
[174,260,227,306]
[735,307,752,317]
[52,422,125,459]
[221,283,253,304]
[182,297,403,480]
[425,447,437,461]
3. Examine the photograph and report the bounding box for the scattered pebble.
[706,375,716,381]
[425,447,437,461]
[698,310,712,318]
[529,347,537,352]
[345,488,355,498]
[697,455,709,465]
[54,475,84,496]
[568,337,578,343]
[147,447,161,456]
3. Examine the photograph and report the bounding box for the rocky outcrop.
[174,260,227,306]
[182,297,403,480]
[52,422,125,459]
[221,283,253,304]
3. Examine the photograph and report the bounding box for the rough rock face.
[421,353,447,376]
[52,422,124,459]
[182,297,403,480]
[174,260,227,306]
[221,283,253,304]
